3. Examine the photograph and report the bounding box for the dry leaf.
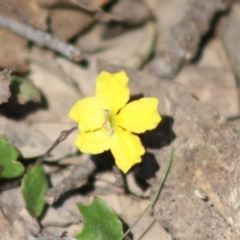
[50,8,93,41]
[0,0,48,72]
[70,0,110,12]
[8,0,49,29]
[0,210,23,240]
[0,26,28,72]
[110,0,152,25]
[37,0,110,11]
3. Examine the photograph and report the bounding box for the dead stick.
[0,14,82,62]
[45,158,97,205]
[35,126,77,165]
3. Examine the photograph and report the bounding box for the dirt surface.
[0,0,240,239]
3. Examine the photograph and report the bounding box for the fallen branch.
[0,14,82,62]
[45,158,97,205]
[145,0,231,79]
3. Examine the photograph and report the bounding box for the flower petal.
[68,97,105,132]
[115,98,161,133]
[75,127,111,154]
[96,71,130,114]
[110,127,145,173]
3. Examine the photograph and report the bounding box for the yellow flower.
[68,71,161,173]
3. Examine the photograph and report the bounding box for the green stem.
[138,219,156,240]
[121,125,174,240]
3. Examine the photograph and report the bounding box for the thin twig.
[38,231,77,240]
[0,126,77,191]
[0,14,82,61]
[35,126,77,165]
[138,219,156,240]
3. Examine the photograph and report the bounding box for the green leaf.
[75,198,124,240]
[0,136,25,178]
[22,165,49,218]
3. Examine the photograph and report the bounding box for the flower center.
[103,110,114,136]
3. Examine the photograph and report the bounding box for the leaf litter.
[0,0,240,239]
